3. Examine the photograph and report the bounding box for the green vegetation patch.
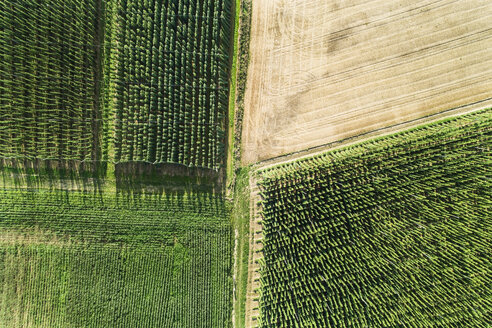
[257,109,491,327]
[231,167,251,328]
[0,180,232,327]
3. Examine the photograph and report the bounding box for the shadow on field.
[0,158,107,192]
[0,159,225,199]
[113,162,225,205]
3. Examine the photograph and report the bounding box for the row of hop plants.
[256,109,491,327]
[109,0,232,170]
[0,0,99,161]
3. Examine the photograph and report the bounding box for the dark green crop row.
[0,0,233,170]
[257,109,491,327]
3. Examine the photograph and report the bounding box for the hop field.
[107,0,232,169]
[0,0,101,160]
[0,0,232,170]
[257,109,491,327]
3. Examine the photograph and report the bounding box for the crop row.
[257,109,491,327]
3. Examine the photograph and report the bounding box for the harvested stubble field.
[242,0,492,164]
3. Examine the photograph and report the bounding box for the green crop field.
[106,0,232,169]
[0,0,101,161]
[257,109,491,327]
[0,0,235,327]
[0,167,232,327]
[1,0,232,169]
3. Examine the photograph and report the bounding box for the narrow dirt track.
[241,0,492,165]
[244,173,263,328]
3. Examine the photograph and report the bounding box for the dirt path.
[241,0,492,165]
[244,173,263,328]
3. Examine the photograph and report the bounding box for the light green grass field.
[0,172,232,327]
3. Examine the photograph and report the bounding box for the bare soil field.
[242,0,492,164]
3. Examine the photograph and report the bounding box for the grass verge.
[227,0,253,193]
[226,0,242,188]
